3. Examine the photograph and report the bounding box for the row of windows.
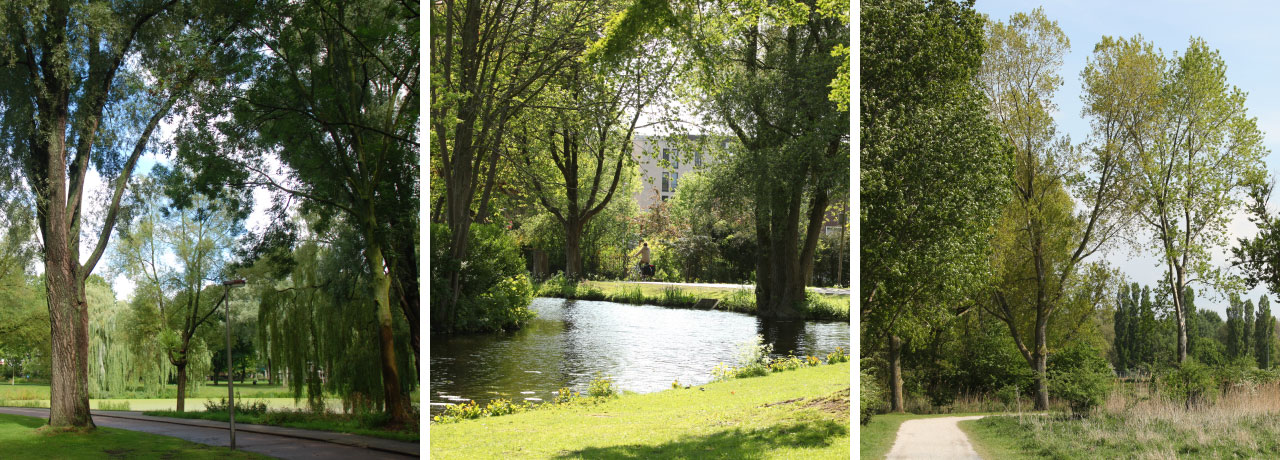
[661,148,703,168]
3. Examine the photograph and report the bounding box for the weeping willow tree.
[255,224,415,413]
[87,276,131,398]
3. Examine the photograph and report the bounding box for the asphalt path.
[0,407,418,460]
[885,415,987,460]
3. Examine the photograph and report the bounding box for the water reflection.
[429,297,850,413]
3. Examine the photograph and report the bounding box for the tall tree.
[861,0,1009,412]
[1100,36,1268,363]
[1257,295,1273,368]
[113,175,242,412]
[0,0,254,427]
[191,0,420,424]
[979,9,1132,410]
[508,32,673,280]
[431,0,603,326]
[693,0,848,318]
[1227,294,1246,360]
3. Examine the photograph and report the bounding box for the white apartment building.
[631,135,717,210]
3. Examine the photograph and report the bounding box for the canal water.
[429,297,850,413]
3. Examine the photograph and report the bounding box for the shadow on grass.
[553,419,847,459]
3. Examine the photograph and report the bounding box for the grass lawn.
[859,412,1005,460]
[0,383,420,412]
[544,280,850,321]
[144,409,419,442]
[0,413,266,459]
[958,417,1029,459]
[430,361,850,459]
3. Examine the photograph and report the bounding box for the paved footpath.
[886,415,986,460]
[0,407,418,459]
[614,280,850,296]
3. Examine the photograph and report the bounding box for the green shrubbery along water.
[432,375,620,424]
[430,223,536,333]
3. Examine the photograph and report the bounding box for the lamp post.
[221,279,246,449]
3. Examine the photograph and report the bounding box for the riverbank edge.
[430,361,850,459]
[536,280,851,322]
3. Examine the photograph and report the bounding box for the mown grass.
[430,361,850,459]
[144,408,419,442]
[539,279,850,321]
[0,413,267,459]
[964,381,1280,458]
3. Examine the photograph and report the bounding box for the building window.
[672,172,679,191]
[661,195,669,202]
[662,172,669,192]
[695,152,702,167]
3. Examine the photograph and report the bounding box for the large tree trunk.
[367,241,410,425]
[176,361,188,413]
[46,258,94,428]
[564,220,584,280]
[756,188,805,319]
[889,335,904,413]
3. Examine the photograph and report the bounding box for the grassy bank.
[430,361,850,459]
[144,408,418,442]
[537,279,850,321]
[964,382,1280,458]
[0,413,266,459]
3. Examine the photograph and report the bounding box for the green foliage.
[202,396,269,416]
[860,361,884,425]
[1160,357,1215,408]
[861,0,1011,350]
[1047,343,1113,415]
[1256,296,1275,368]
[95,401,131,411]
[587,375,619,399]
[430,223,535,333]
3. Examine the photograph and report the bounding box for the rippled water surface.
[429,297,849,412]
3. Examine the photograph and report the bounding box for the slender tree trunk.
[1034,320,1049,410]
[889,335,904,413]
[176,362,188,413]
[367,241,410,424]
[1172,268,1188,363]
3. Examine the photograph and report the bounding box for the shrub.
[587,374,618,398]
[860,359,885,425]
[203,395,269,416]
[1160,357,1215,409]
[1047,343,1112,415]
[996,384,1020,408]
[96,400,131,411]
[431,223,536,333]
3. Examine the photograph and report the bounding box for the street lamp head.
[222,279,247,288]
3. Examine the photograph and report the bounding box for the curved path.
[886,415,986,460]
[0,407,417,459]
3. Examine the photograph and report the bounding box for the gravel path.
[886,415,986,460]
[0,407,417,459]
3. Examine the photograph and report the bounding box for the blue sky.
[972,1,1280,316]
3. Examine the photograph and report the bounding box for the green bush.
[860,359,885,425]
[1160,357,1215,409]
[431,223,536,333]
[587,374,618,398]
[203,395,269,416]
[1047,343,1113,415]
